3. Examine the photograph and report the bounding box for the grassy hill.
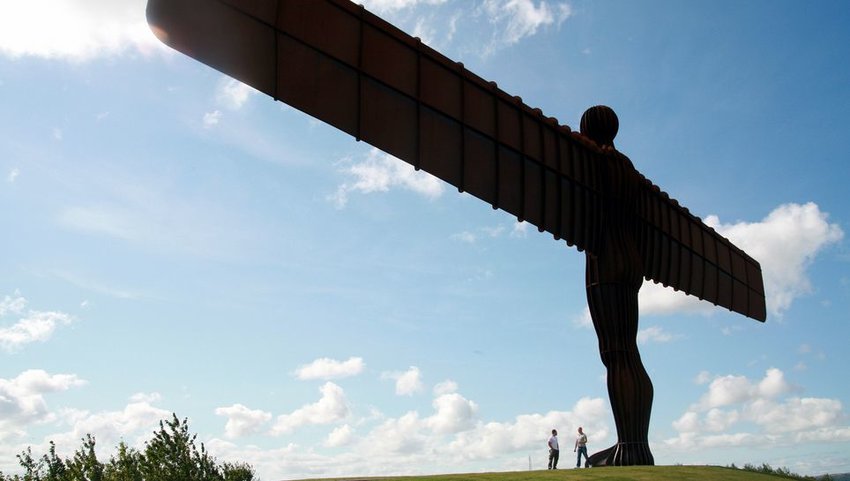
[291,465,814,481]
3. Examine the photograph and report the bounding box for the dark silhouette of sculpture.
[581,105,653,465]
[145,0,767,466]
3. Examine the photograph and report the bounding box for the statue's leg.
[585,261,655,466]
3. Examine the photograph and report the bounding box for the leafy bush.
[0,414,255,481]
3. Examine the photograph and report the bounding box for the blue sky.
[1,0,849,479]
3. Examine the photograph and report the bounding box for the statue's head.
[580,105,618,148]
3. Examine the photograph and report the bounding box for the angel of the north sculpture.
[146,0,767,466]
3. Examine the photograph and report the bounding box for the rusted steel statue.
[146,0,767,466]
[581,105,654,465]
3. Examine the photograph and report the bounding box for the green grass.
[292,465,804,481]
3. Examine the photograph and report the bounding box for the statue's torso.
[587,151,642,288]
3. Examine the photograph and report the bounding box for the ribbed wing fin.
[146,0,767,322]
[146,0,605,254]
[637,177,767,321]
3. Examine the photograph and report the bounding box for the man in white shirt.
[547,429,560,469]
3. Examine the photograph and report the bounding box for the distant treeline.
[0,414,255,481]
[729,462,834,481]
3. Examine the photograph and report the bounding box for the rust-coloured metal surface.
[145,0,765,323]
[145,0,768,468]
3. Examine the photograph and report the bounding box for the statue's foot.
[587,443,654,467]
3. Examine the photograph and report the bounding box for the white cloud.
[325,424,355,447]
[203,110,222,129]
[215,404,272,439]
[7,168,19,183]
[636,325,679,345]
[215,77,254,110]
[329,149,444,208]
[706,202,843,315]
[702,408,740,432]
[480,0,572,53]
[638,281,713,317]
[0,292,27,316]
[511,221,530,238]
[694,370,712,385]
[449,396,609,458]
[666,368,849,452]
[748,397,842,434]
[35,397,171,455]
[433,380,458,396]
[294,357,365,381]
[0,293,74,352]
[0,0,163,61]
[0,370,87,437]
[639,202,843,318]
[271,382,350,435]
[695,368,792,411]
[360,411,426,455]
[206,393,612,480]
[382,366,424,396]
[425,392,478,434]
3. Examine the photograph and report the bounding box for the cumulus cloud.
[6,168,19,183]
[433,380,458,396]
[666,368,849,451]
[707,202,843,315]
[325,424,355,447]
[382,366,424,396]
[640,202,843,318]
[425,392,478,434]
[0,293,74,352]
[0,0,163,61]
[449,396,608,458]
[328,149,444,208]
[294,357,365,381]
[271,382,350,435]
[215,404,272,439]
[695,368,792,411]
[361,411,427,455]
[43,396,171,452]
[0,370,87,438]
[206,392,612,480]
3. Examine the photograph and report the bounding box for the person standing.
[547,429,560,469]
[575,426,589,467]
